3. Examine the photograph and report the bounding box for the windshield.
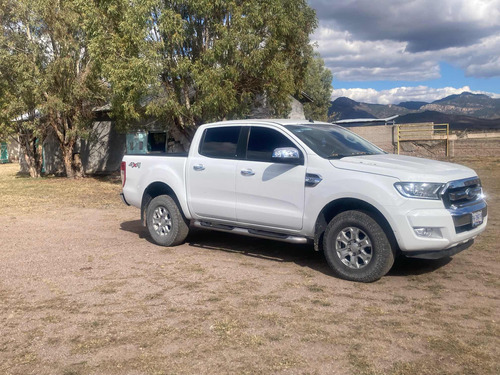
[285,124,385,159]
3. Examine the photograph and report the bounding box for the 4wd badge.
[129,162,141,168]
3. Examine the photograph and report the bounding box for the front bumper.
[390,198,487,255]
[403,239,474,259]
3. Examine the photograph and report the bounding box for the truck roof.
[200,119,334,128]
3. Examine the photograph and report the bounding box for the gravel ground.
[0,160,499,375]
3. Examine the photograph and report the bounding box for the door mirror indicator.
[305,173,322,187]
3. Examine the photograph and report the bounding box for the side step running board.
[193,220,308,244]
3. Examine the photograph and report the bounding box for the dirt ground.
[0,158,499,375]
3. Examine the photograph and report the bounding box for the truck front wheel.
[323,210,394,282]
[146,195,189,247]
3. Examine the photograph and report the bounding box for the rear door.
[235,126,306,230]
[187,126,243,221]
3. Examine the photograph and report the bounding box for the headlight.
[394,182,444,200]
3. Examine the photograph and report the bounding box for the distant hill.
[327,97,416,120]
[398,101,428,110]
[363,103,416,118]
[421,92,500,119]
[327,97,374,120]
[329,92,500,130]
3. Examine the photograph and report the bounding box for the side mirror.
[272,147,302,164]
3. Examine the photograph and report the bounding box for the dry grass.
[0,163,122,213]
[0,157,499,375]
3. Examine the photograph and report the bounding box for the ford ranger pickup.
[120,119,488,282]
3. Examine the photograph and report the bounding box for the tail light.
[120,161,126,187]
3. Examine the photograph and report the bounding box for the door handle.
[193,164,205,171]
[240,168,255,176]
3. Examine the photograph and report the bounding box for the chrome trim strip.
[441,177,483,209]
[449,199,487,216]
[443,177,481,191]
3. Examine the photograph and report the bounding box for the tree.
[303,54,333,121]
[0,0,47,177]
[91,0,317,147]
[0,0,108,177]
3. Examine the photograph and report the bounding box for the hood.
[329,154,477,183]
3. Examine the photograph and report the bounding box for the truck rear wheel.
[323,210,394,282]
[146,195,189,247]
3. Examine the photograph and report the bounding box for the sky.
[308,0,500,104]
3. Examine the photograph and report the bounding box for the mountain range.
[328,92,500,130]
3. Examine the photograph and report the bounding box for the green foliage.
[0,0,108,177]
[303,54,333,121]
[2,0,326,174]
[91,0,317,142]
[0,0,46,176]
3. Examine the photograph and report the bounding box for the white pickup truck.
[120,119,487,282]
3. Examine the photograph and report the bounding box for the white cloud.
[311,0,500,51]
[331,86,500,104]
[309,0,500,80]
[441,34,500,78]
[313,27,441,81]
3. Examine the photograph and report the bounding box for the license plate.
[472,210,483,227]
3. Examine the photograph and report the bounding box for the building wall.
[288,97,307,120]
[249,94,306,120]
[347,125,395,153]
[42,132,63,174]
[19,121,126,175]
[6,139,20,162]
[81,121,126,174]
[344,124,500,158]
[451,137,500,158]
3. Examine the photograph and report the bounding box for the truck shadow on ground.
[120,220,452,278]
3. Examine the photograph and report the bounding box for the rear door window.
[199,126,241,159]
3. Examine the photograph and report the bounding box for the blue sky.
[309,0,500,104]
[336,63,500,93]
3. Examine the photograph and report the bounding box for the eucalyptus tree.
[92,0,318,147]
[0,0,46,177]
[0,0,107,177]
[303,54,334,122]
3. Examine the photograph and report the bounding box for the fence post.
[397,125,400,154]
[446,124,449,157]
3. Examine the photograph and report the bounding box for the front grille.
[442,177,486,234]
[442,178,482,209]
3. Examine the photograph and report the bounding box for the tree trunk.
[73,153,84,178]
[61,142,85,178]
[169,123,193,152]
[18,133,43,178]
[62,147,74,178]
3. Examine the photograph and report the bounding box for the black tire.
[323,210,394,282]
[146,195,189,247]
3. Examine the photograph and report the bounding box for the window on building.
[147,132,167,153]
[126,132,147,154]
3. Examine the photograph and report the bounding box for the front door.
[235,126,306,230]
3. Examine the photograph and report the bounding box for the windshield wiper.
[328,152,371,159]
[327,154,350,159]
